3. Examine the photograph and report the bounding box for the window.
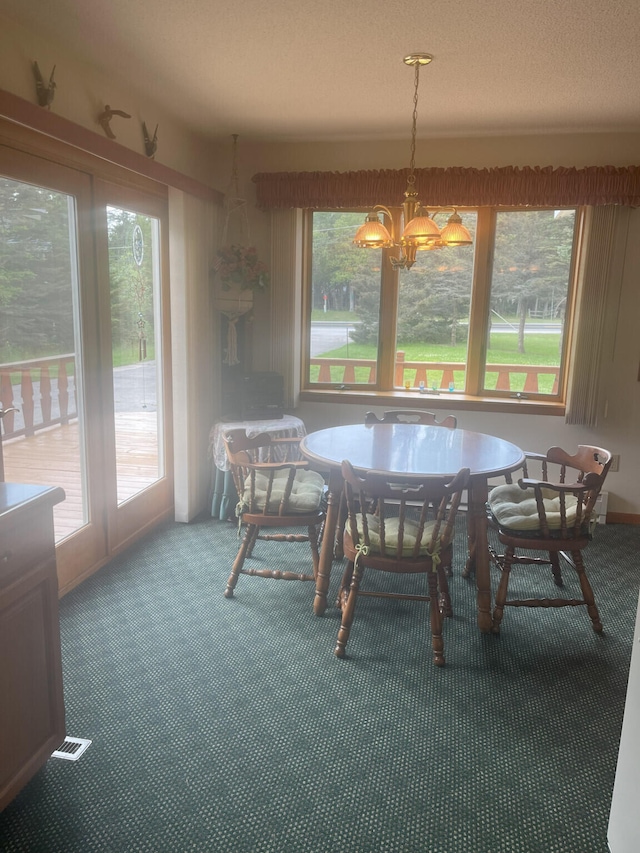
[304,206,581,405]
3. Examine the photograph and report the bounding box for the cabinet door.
[0,507,65,811]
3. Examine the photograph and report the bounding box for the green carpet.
[1,515,639,852]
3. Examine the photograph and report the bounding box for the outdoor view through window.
[307,208,578,400]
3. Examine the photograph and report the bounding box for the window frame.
[300,205,584,415]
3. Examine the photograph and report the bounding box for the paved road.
[310,323,358,356]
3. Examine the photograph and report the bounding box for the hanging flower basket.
[212,244,269,293]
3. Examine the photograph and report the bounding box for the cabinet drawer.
[0,513,53,586]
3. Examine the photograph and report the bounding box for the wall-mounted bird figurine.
[98,104,131,139]
[142,122,158,158]
[33,61,56,109]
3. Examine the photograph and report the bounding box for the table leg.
[467,479,494,633]
[314,469,341,616]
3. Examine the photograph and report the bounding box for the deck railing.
[309,351,560,394]
[0,354,77,438]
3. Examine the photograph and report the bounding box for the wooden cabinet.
[0,483,66,811]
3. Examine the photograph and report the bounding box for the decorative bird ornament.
[33,61,56,109]
[142,122,158,158]
[98,105,131,139]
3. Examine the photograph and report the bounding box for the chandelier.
[353,54,472,270]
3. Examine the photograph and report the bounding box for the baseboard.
[607,512,640,525]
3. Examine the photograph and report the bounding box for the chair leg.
[549,551,564,587]
[427,570,445,667]
[437,565,453,618]
[335,561,354,610]
[335,560,363,658]
[245,525,260,557]
[572,550,603,634]
[224,524,256,598]
[308,524,321,581]
[492,545,514,634]
[334,492,346,560]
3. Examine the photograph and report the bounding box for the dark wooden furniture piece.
[487,444,612,634]
[299,423,525,632]
[337,460,469,665]
[365,410,457,429]
[222,430,326,598]
[0,482,66,811]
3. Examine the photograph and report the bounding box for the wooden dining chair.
[336,460,470,666]
[222,429,326,599]
[487,445,612,634]
[365,410,457,428]
[362,409,459,573]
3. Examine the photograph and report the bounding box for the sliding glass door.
[0,148,173,591]
[0,146,106,586]
[96,183,173,555]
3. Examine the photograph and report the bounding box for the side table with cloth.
[208,414,307,519]
[299,423,525,633]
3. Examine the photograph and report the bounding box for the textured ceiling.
[3,0,640,143]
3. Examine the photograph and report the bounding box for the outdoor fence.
[309,351,560,394]
[0,354,77,439]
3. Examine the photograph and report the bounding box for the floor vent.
[51,736,92,761]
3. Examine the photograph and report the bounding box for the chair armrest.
[245,460,310,472]
[522,451,548,463]
[269,436,302,445]
[518,477,589,494]
[266,436,304,462]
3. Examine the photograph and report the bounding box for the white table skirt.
[208,414,307,472]
[208,415,307,519]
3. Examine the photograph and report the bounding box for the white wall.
[0,12,216,185]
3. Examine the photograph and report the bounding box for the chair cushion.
[488,483,578,531]
[243,469,325,513]
[347,513,438,556]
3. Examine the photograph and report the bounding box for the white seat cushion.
[347,513,438,556]
[488,483,578,531]
[243,469,325,513]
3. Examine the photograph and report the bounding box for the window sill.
[299,388,566,416]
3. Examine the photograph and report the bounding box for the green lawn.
[320,333,561,366]
[311,332,562,393]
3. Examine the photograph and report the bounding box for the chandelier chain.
[407,62,420,185]
[230,133,240,197]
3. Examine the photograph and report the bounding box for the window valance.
[252,165,640,210]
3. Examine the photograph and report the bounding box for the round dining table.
[299,422,525,632]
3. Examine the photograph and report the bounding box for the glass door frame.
[0,145,108,589]
[94,179,173,556]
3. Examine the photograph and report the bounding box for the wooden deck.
[2,414,160,542]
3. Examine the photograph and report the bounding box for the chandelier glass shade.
[353,54,472,269]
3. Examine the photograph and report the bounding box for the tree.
[396,240,475,346]
[490,210,576,353]
[0,178,76,361]
[311,211,380,314]
[350,213,477,347]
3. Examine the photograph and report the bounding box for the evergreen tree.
[0,178,75,360]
